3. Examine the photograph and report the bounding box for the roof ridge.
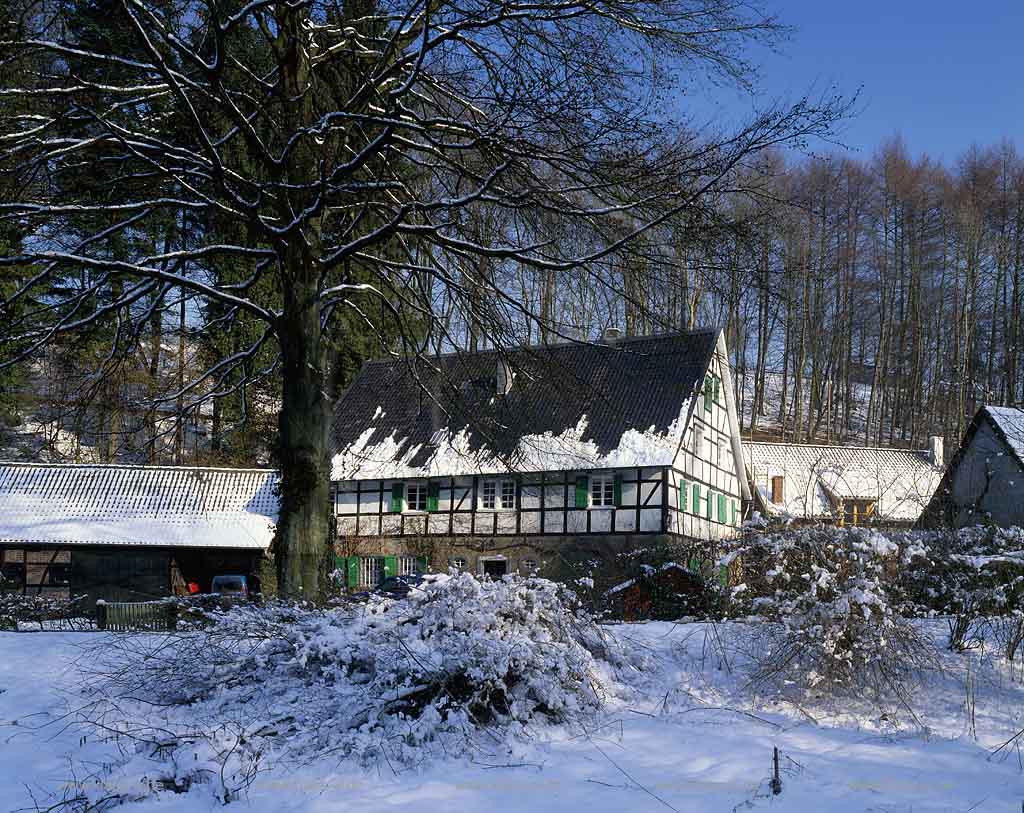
[0,461,277,474]
[743,441,928,454]
[358,328,721,365]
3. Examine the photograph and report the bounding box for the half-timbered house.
[329,329,750,588]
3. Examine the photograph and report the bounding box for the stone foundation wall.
[334,532,719,588]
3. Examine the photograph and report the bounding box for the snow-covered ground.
[2,621,1023,812]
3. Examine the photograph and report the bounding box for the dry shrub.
[722,526,938,703]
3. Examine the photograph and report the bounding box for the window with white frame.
[480,478,516,510]
[694,425,704,457]
[591,476,615,507]
[519,558,539,574]
[360,557,385,588]
[397,556,420,576]
[449,557,467,571]
[406,482,427,511]
[480,480,496,509]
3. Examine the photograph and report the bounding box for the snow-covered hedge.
[902,526,1024,653]
[721,526,935,696]
[0,592,89,630]
[77,573,615,803]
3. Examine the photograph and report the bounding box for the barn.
[919,406,1024,529]
[745,440,945,527]
[0,463,279,603]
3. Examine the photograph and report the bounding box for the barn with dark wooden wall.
[0,463,279,603]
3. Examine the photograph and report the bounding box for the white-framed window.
[360,557,385,588]
[481,480,497,509]
[591,476,615,507]
[449,557,467,571]
[397,556,420,576]
[694,425,704,457]
[406,482,427,512]
[479,478,516,510]
[501,480,516,509]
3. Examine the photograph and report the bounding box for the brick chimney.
[601,326,623,344]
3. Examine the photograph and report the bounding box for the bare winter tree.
[0,0,848,595]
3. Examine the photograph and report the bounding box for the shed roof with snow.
[745,441,942,523]
[0,463,279,549]
[330,330,722,479]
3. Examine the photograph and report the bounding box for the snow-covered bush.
[0,592,89,630]
[75,573,614,803]
[901,527,1024,652]
[722,526,935,698]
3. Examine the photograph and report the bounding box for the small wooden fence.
[95,600,177,632]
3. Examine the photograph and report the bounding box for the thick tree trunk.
[271,5,333,599]
[275,260,333,599]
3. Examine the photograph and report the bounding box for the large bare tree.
[0,0,846,595]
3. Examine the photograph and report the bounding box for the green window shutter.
[703,377,713,412]
[731,499,738,525]
[692,483,700,515]
[390,482,404,513]
[713,375,721,403]
[383,556,397,579]
[335,556,346,583]
[706,490,713,519]
[575,475,589,508]
[347,556,360,588]
[427,481,440,512]
[679,480,688,511]
[613,474,623,506]
[416,555,429,573]
[717,492,727,523]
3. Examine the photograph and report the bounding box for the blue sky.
[692,0,1023,162]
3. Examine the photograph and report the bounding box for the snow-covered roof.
[0,463,279,549]
[744,442,942,522]
[331,330,720,479]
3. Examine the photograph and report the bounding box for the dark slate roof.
[330,329,719,476]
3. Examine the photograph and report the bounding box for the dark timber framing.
[333,462,742,541]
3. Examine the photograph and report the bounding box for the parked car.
[211,574,249,599]
[353,574,426,601]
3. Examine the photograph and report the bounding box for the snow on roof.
[0,463,279,549]
[331,331,720,479]
[983,406,1024,466]
[744,442,942,522]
